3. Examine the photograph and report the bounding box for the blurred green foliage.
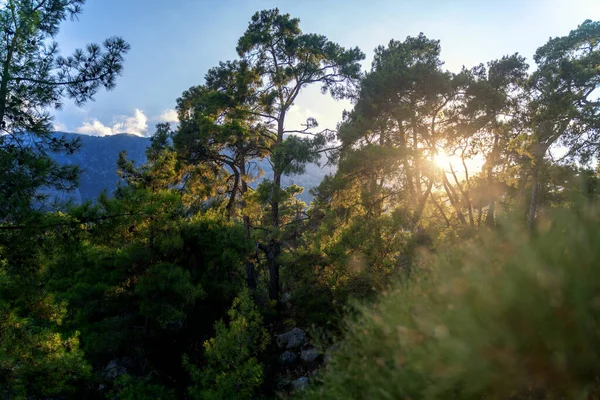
[303,205,600,399]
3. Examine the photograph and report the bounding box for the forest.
[1,1,600,399]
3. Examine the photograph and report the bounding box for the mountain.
[48,132,149,204]
[48,132,333,206]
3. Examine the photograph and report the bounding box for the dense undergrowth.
[302,206,600,399]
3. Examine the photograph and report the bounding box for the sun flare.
[434,151,452,169]
[433,150,487,176]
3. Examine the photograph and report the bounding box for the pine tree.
[524,20,600,229]
[0,0,129,221]
[182,8,365,301]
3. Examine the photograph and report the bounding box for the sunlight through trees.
[0,3,599,399]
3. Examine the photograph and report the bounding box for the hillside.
[47,132,332,205]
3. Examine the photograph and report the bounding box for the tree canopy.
[1,7,600,400]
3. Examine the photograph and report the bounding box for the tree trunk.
[485,200,496,227]
[262,116,285,302]
[527,163,539,231]
[517,170,529,214]
[239,154,257,292]
[259,241,280,301]
[268,243,280,301]
[485,135,500,227]
[450,163,474,227]
[410,108,422,199]
[225,171,240,220]
[0,30,17,125]
[272,116,285,229]
[397,125,415,199]
[432,194,451,228]
[413,179,433,225]
[245,259,257,292]
[442,173,467,225]
[239,155,248,229]
[272,171,281,228]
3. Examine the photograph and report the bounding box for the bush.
[0,221,92,399]
[303,205,600,399]
[106,374,176,400]
[185,289,270,400]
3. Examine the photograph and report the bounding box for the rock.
[293,376,309,391]
[279,350,297,365]
[276,376,292,389]
[300,348,320,363]
[276,327,306,350]
[287,332,306,349]
[103,359,127,380]
[281,292,293,310]
[281,292,292,303]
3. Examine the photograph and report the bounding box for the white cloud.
[285,106,320,134]
[53,121,68,132]
[158,109,179,123]
[113,109,148,136]
[77,119,113,136]
[75,109,149,137]
[283,85,351,136]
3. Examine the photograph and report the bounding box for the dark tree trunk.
[245,259,257,292]
[442,173,467,225]
[263,116,285,303]
[413,179,433,225]
[268,244,280,301]
[259,241,281,301]
[225,171,240,220]
[485,200,496,227]
[0,33,16,125]
[239,155,257,293]
[272,171,281,228]
[485,135,500,227]
[527,163,539,231]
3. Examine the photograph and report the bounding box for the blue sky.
[52,0,600,137]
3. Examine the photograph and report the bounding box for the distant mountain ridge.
[48,132,333,205]
[48,132,149,204]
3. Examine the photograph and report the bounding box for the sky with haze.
[52,0,600,137]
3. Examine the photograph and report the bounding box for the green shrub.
[304,206,600,399]
[185,289,270,400]
[135,262,204,329]
[0,326,91,399]
[106,374,176,400]
[0,222,92,399]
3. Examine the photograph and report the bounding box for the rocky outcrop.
[103,357,133,380]
[279,350,297,365]
[293,376,309,391]
[300,348,320,363]
[275,327,333,393]
[276,327,306,350]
